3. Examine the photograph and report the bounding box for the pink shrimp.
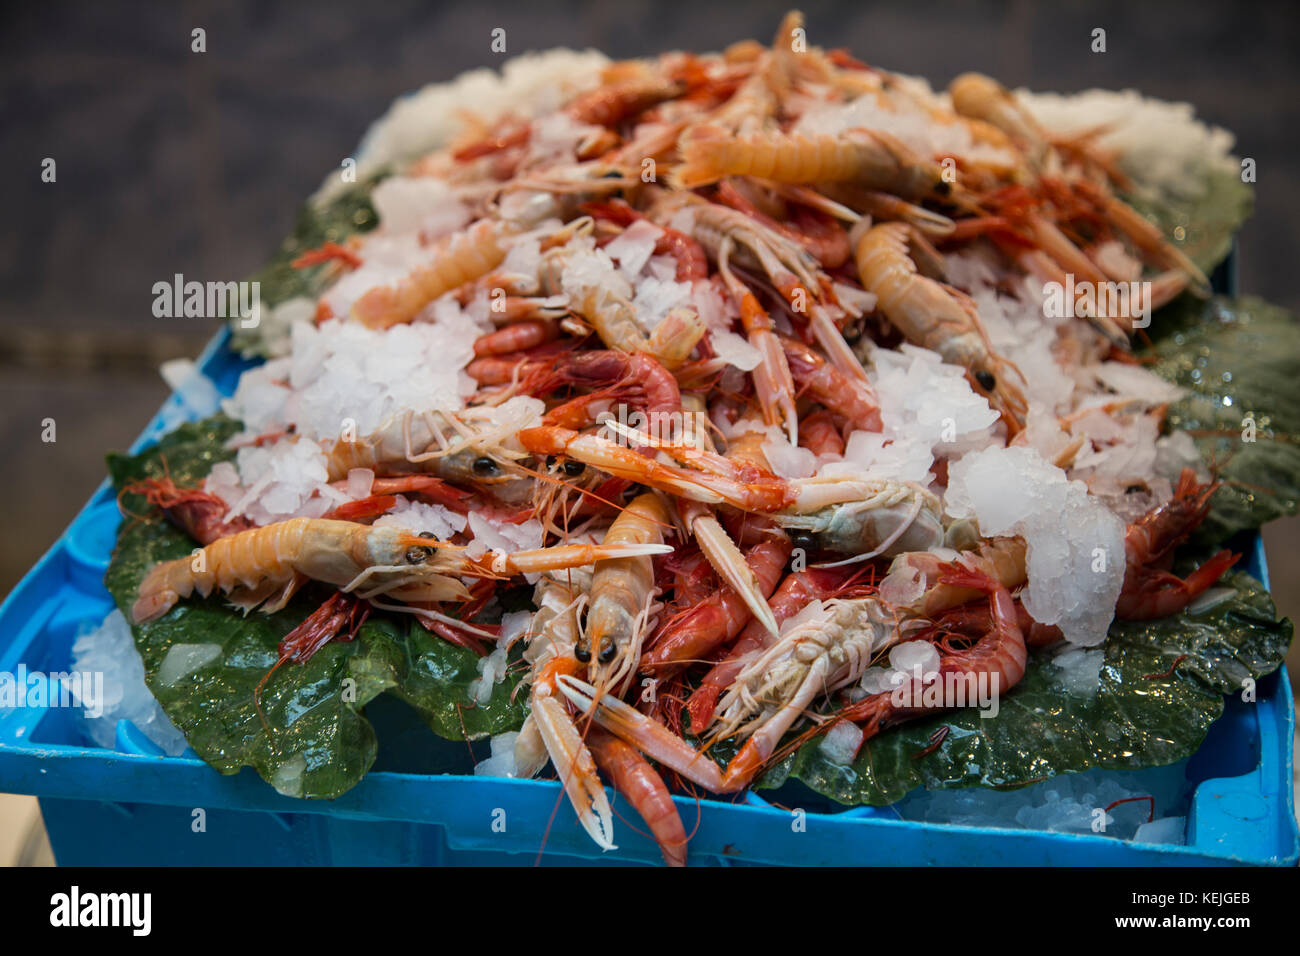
[121,475,251,545]
[640,536,790,676]
[837,565,1027,746]
[1116,468,1240,620]
[798,408,846,457]
[472,320,560,358]
[586,727,690,867]
[779,334,883,432]
[582,200,709,280]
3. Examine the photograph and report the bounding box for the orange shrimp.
[351,221,512,329]
[949,72,1050,171]
[131,517,671,624]
[581,492,670,694]
[716,237,800,444]
[673,126,954,202]
[854,221,1028,429]
[472,320,560,358]
[779,334,883,432]
[586,727,689,867]
[519,424,943,560]
[641,535,790,675]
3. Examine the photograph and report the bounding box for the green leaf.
[1143,295,1300,544]
[105,415,527,800]
[772,567,1291,807]
[1125,164,1253,276]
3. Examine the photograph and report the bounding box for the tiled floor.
[1,0,1297,864]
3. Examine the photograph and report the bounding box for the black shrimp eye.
[418,531,438,540]
[598,641,617,663]
[405,547,429,564]
[790,531,817,553]
[472,456,500,476]
[545,455,558,469]
[563,460,586,477]
[574,643,592,663]
[975,369,996,391]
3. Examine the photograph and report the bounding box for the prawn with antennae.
[517,423,944,562]
[131,516,672,624]
[320,399,542,501]
[515,521,691,864]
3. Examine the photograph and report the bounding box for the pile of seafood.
[114,12,1284,865]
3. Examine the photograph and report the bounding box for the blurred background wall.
[1,0,1297,664]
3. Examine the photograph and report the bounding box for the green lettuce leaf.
[1143,295,1300,544]
[1125,164,1253,276]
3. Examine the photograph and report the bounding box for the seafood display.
[106,12,1294,865]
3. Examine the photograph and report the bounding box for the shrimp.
[797,408,846,457]
[685,566,854,730]
[854,221,1028,428]
[822,184,956,235]
[672,127,954,202]
[1115,468,1239,620]
[536,350,684,434]
[581,199,709,280]
[718,236,800,444]
[565,78,682,128]
[1072,179,1212,297]
[715,179,850,269]
[838,565,1027,744]
[121,475,252,545]
[661,190,865,385]
[515,570,618,852]
[558,594,904,793]
[641,534,790,674]
[586,727,689,867]
[351,220,513,328]
[948,72,1050,171]
[321,402,538,498]
[671,426,785,638]
[537,242,707,365]
[580,492,669,694]
[887,536,1028,618]
[131,517,671,624]
[779,334,883,433]
[518,424,944,559]
[472,319,561,357]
